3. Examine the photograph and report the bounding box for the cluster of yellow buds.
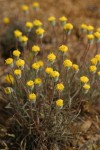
[13,49,21,59]
[34,78,42,86]
[4,87,13,95]
[14,30,22,40]
[3,17,10,24]
[22,5,29,14]
[89,65,97,74]
[56,99,63,109]
[59,16,67,26]
[29,93,36,103]
[14,69,22,79]
[56,83,64,92]
[26,80,34,89]
[5,58,13,68]
[47,53,56,64]
[87,34,94,44]
[83,84,90,93]
[94,32,100,42]
[95,54,100,62]
[80,23,87,32]
[58,45,68,54]
[63,59,72,69]
[36,28,45,38]
[90,57,97,65]
[33,19,42,28]
[20,35,28,46]
[80,76,90,93]
[64,23,73,35]
[5,74,14,84]
[32,2,40,10]
[48,16,56,26]
[32,61,43,72]
[25,22,33,32]
[16,59,25,69]
[72,64,79,73]
[87,25,94,34]
[32,45,40,55]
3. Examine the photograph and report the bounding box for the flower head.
[80,23,87,31]
[59,45,68,53]
[56,83,64,91]
[29,93,36,102]
[25,22,33,31]
[87,34,94,44]
[64,23,73,34]
[56,99,63,108]
[20,36,28,42]
[26,80,34,88]
[32,62,40,71]
[32,45,40,54]
[97,71,100,76]
[48,16,56,26]
[4,87,13,94]
[45,67,53,75]
[5,75,14,84]
[50,70,60,81]
[63,59,72,68]
[32,2,40,10]
[34,78,42,86]
[13,49,21,58]
[94,32,100,42]
[33,19,42,28]
[95,54,100,62]
[14,30,22,38]
[87,25,94,33]
[90,58,97,65]
[36,28,45,38]
[5,58,13,66]
[14,69,22,79]
[3,17,10,24]
[16,59,25,69]
[22,5,28,12]
[47,53,56,63]
[80,76,89,84]
[72,64,79,72]
[89,65,97,73]
[83,84,90,93]
[59,16,67,25]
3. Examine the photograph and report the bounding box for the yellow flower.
[26,80,34,87]
[14,69,22,76]
[32,45,40,53]
[34,78,42,85]
[87,34,94,40]
[63,59,72,68]
[48,16,56,22]
[96,27,100,33]
[5,74,14,84]
[14,30,22,38]
[29,93,36,102]
[22,5,28,12]
[97,71,100,76]
[64,23,73,30]
[56,83,64,91]
[37,60,44,67]
[47,53,56,62]
[56,99,63,107]
[59,16,67,22]
[5,58,13,65]
[36,28,45,36]
[94,32,100,39]
[33,19,42,28]
[32,2,40,9]
[45,67,53,75]
[80,23,87,30]
[80,76,89,83]
[89,65,97,73]
[16,59,25,68]
[72,64,79,72]
[25,22,33,29]
[20,36,28,42]
[87,25,94,32]
[3,17,10,24]
[83,84,90,90]
[95,54,100,62]
[32,62,40,70]
[4,87,13,94]
[50,71,60,78]
[59,45,68,53]
[13,50,21,57]
[90,58,97,65]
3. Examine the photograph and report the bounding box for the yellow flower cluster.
[83,84,90,90]
[80,23,87,31]
[48,16,56,22]
[32,61,43,71]
[14,30,22,38]
[22,5,29,12]
[72,64,79,72]
[59,45,68,53]
[59,16,67,22]
[80,76,89,83]
[33,19,42,28]
[34,78,42,85]
[25,22,33,29]
[16,59,25,69]
[20,36,28,42]
[5,58,13,65]
[26,80,34,88]
[32,45,40,53]
[89,65,97,73]
[56,99,63,108]
[64,23,73,32]
[3,17,10,24]
[36,28,45,36]
[5,74,14,84]
[32,2,40,9]
[13,50,21,57]
[90,58,97,65]
[95,54,100,62]
[56,83,64,91]
[63,59,72,68]
[87,25,94,33]
[29,93,36,102]
[4,87,13,94]
[47,53,56,62]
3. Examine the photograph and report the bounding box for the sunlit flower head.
[26,80,34,88]
[48,16,56,26]
[32,62,40,71]
[14,69,22,79]
[5,74,14,84]
[80,23,87,32]
[14,30,22,38]
[95,54,100,62]
[80,76,89,84]
[59,45,68,53]
[83,84,90,93]
[87,25,94,33]
[29,93,36,102]
[16,59,25,69]
[33,19,42,28]
[87,34,94,44]
[45,67,53,75]
[90,58,97,65]
[94,32,100,42]
[89,65,97,73]
[59,16,67,25]
[13,49,21,58]
[22,5,29,13]
[50,70,60,81]
[56,83,64,91]
[32,2,40,10]
[34,78,42,86]
[56,99,63,108]
[72,64,79,72]
[36,28,45,38]
[64,23,73,34]
[63,59,72,69]
[4,87,13,95]
[5,58,13,67]
[32,45,40,54]
[47,53,56,63]
[3,17,10,24]
[25,22,33,32]
[97,71,100,76]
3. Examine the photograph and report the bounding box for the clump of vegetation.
[0,1,100,150]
